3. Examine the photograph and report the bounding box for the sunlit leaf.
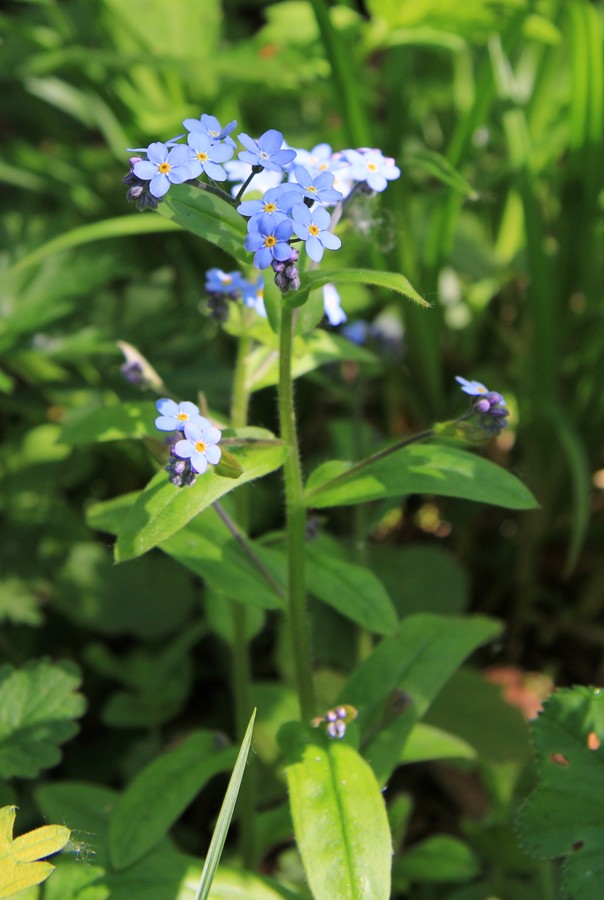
[0,805,70,899]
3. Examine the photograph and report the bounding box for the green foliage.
[0,661,85,780]
[517,687,604,898]
[0,806,71,899]
[280,723,392,900]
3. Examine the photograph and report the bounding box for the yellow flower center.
[307,185,317,193]
[177,412,189,421]
[195,440,207,453]
[367,163,377,171]
[196,151,209,162]
[309,225,320,236]
[158,162,171,173]
[264,235,277,248]
[264,202,277,213]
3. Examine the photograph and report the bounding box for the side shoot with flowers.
[88,112,539,899]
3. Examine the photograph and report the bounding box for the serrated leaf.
[0,660,86,779]
[114,429,289,561]
[339,614,502,783]
[285,268,428,311]
[158,183,249,265]
[517,687,604,898]
[280,723,392,900]
[305,441,538,510]
[109,730,236,870]
[0,805,70,899]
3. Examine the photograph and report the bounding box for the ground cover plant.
[2,0,604,898]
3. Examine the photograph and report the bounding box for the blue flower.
[290,204,341,262]
[237,184,302,225]
[155,398,205,432]
[291,143,334,176]
[291,166,343,204]
[186,132,233,181]
[456,377,509,435]
[183,114,237,147]
[238,129,297,172]
[173,420,222,474]
[244,215,294,269]
[205,268,246,295]
[323,283,347,326]
[344,148,401,192]
[240,275,267,317]
[132,142,193,198]
[455,376,491,397]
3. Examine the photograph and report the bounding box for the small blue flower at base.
[290,204,341,262]
[155,398,206,432]
[237,129,297,172]
[240,275,267,317]
[456,376,510,435]
[205,268,247,296]
[244,214,294,269]
[173,420,222,474]
[132,142,193,198]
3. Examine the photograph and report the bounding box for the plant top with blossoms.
[110,110,538,900]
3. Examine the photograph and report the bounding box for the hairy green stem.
[278,304,316,722]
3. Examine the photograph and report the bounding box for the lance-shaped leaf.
[109,730,237,870]
[280,723,392,900]
[305,441,538,510]
[517,687,604,899]
[158,183,249,264]
[114,429,288,561]
[0,660,86,779]
[403,149,479,199]
[61,401,159,444]
[339,614,502,784]
[284,268,429,311]
[0,805,70,899]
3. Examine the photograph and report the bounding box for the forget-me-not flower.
[322,283,347,326]
[290,204,341,262]
[344,149,401,192]
[186,132,233,181]
[155,399,205,432]
[237,184,301,226]
[291,166,343,204]
[244,214,294,269]
[456,376,509,435]
[132,142,193,198]
[238,129,297,172]
[205,269,246,295]
[173,420,222,474]
[183,114,237,147]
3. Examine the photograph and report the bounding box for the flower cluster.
[312,704,358,740]
[204,268,266,321]
[125,114,401,294]
[456,376,510,435]
[155,399,222,487]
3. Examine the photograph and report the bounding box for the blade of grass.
[194,709,257,900]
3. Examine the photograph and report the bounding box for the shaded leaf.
[158,183,249,265]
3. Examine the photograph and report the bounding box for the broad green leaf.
[400,723,476,764]
[246,330,377,392]
[517,687,604,899]
[8,216,181,277]
[61,402,159,444]
[369,544,469,617]
[114,429,289,561]
[280,723,392,900]
[0,578,43,626]
[0,806,70,899]
[285,268,429,311]
[158,184,249,265]
[109,730,236,870]
[339,614,502,783]
[195,711,256,900]
[394,835,480,887]
[305,441,538,510]
[306,546,398,636]
[0,660,86,779]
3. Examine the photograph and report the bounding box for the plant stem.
[278,304,316,722]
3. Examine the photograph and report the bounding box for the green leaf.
[369,544,469,617]
[0,805,71,900]
[158,183,249,265]
[61,402,159,444]
[517,687,604,899]
[400,723,476,764]
[114,429,289,561]
[285,268,429,311]
[306,546,398,636]
[339,614,502,783]
[280,723,392,900]
[0,660,86,779]
[109,730,236,870]
[305,441,538,510]
[195,710,256,900]
[0,578,43,626]
[404,148,479,199]
[246,330,377,392]
[394,835,480,886]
